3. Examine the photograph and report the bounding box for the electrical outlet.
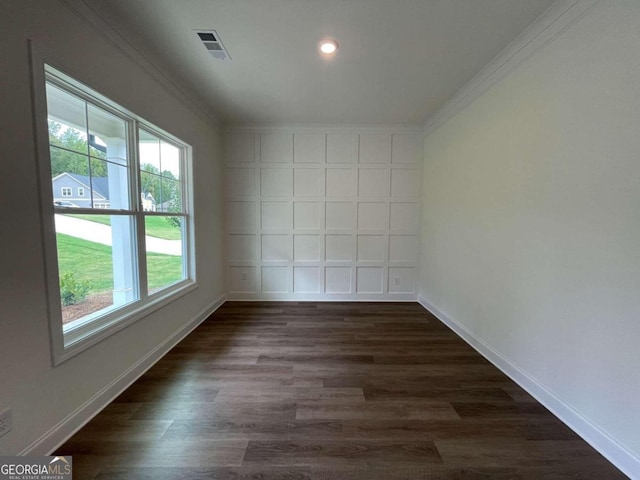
[393,277,400,286]
[0,408,12,438]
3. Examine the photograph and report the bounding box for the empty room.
[1,0,638,478]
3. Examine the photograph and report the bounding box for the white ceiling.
[91,0,555,125]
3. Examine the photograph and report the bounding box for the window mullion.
[136,214,149,301]
[82,100,96,210]
[180,147,189,280]
[131,121,149,300]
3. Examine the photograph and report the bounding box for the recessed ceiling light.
[319,39,338,55]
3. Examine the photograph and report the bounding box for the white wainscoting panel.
[225,127,421,300]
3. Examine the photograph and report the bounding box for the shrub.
[164,194,182,229]
[165,216,181,229]
[59,272,92,306]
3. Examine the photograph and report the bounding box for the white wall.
[0,1,225,454]
[224,127,422,300]
[419,0,640,476]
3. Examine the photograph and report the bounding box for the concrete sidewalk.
[54,214,182,255]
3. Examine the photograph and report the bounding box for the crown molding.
[423,0,603,138]
[57,0,221,128]
[223,123,424,134]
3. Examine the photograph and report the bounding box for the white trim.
[423,0,603,137]
[227,293,417,302]
[31,52,197,365]
[30,44,67,369]
[57,0,220,128]
[225,124,423,135]
[59,281,198,364]
[417,295,640,480]
[20,294,226,456]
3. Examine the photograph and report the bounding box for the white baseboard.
[417,295,640,480]
[19,294,227,456]
[226,293,418,302]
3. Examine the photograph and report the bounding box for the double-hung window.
[38,64,195,363]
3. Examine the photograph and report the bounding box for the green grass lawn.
[70,214,182,240]
[144,216,182,241]
[57,233,182,293]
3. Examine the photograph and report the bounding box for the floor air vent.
[196,30,231,60]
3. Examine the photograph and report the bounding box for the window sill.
[54,281,198,365]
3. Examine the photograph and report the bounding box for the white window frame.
[31,55,197,365]
[77,187,85,197]
[61,186,72,197]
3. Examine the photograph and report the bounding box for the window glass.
[145,216,184,294]
[46,84,88,155]
[88,159,130,210]
[42,66,192,350]
[138,129,186,295]
[138,129,161,171]
[139,130,184,214]
[47,87,131,211]
[87,104,127,165]
[55,214,137,325]
[47,81,138,326]
[160,141,181,180]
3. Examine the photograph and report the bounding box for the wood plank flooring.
[55,302,627,479]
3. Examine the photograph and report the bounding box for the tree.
[140,163,179,207]
[140,163,182,228]
[165,192,182,228]
[49,120,107,177]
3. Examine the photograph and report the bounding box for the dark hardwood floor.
[56,302,627,479]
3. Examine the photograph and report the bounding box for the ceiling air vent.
[196,30,231,60]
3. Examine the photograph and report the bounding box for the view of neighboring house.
[52,172,157,211]
[52,173,110,208]
[141,192,156,212]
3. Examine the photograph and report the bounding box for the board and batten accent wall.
[223,127,422,300]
